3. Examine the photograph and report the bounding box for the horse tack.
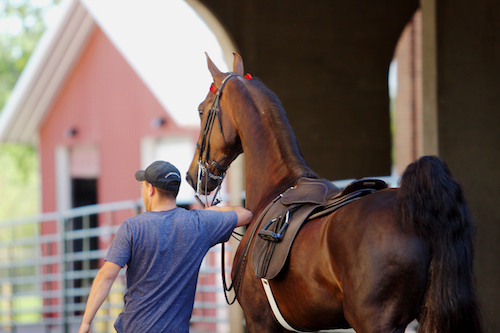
[252,178,387,279]
[195,73,238,208]
[252,178,387,280]
[308,178,389,220]
[195,71,255,208]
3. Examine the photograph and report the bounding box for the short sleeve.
[105,221,133,267]
[198,210,238,247]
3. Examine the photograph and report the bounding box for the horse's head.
[186,53,247,202]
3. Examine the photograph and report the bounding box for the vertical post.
[6,226,15,332]
[82,214,91,295]
[420,0,439,156]
[55,146,71,332]
[44,233,52,333]
[55,147,71,213]
[3,282,13,332]
[227,155,245,333]
[59,216,69,333]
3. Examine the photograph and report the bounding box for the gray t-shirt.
[104,207,237,332]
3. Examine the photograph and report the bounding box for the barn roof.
[0,0,230,144]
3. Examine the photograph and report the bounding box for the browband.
[209,73,253,95]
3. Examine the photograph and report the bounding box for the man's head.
[135,161,181,203]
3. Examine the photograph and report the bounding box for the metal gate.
[0,200,232,333]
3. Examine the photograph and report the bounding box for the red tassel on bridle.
[210,83,218,94]
[210,73,252,94]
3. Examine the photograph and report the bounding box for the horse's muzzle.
[185,171,219,195]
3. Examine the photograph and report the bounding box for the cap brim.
[135,170,146,182]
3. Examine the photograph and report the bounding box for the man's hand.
[78,322,92,333]
[78,261,121,333]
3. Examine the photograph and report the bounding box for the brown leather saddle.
[251,177,387,279]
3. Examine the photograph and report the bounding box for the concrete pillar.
[420,0,439,156]
[432,1,500,330]
[227,155,245,333]
[393,10,423,173]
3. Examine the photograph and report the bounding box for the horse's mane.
[245,78,318,179]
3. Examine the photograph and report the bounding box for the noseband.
[195,74,238,207]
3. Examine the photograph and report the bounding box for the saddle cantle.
[251,177,387,279]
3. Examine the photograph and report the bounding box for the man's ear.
[147,183,155,196]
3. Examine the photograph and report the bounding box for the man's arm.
[78,261,122,333]
[206,205,253,227]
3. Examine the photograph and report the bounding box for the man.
[78,160,252,333]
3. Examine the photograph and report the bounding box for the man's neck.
[150,198,177,212]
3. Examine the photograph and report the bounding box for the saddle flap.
[281,178,340,205]
[252,203,319,279]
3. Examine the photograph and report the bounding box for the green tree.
[0,0,51,107]
[0,0,60,219]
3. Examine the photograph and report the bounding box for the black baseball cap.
[135,161,181,191]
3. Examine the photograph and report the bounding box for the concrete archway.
[192,0,419,180]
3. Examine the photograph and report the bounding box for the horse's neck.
[239,101,315,212]
[243,155,298,212]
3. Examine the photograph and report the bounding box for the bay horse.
[186,53,484,333]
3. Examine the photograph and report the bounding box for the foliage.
[0,0,60,220]
[0,0,53,107]
[0,143,39,219]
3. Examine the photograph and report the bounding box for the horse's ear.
[206,52,224,82]
[233,52,244,75]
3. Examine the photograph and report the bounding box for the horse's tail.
[397,156,484,333]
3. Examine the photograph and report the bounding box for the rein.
[195,74,238,208]
[222,194,283,305]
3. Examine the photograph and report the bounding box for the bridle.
[195,72,254,305]
[195,73,238,208]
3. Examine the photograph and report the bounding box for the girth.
[251,177,387,279]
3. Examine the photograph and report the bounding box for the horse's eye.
[198,109,204,118]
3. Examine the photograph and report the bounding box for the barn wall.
[39,28,191,215]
